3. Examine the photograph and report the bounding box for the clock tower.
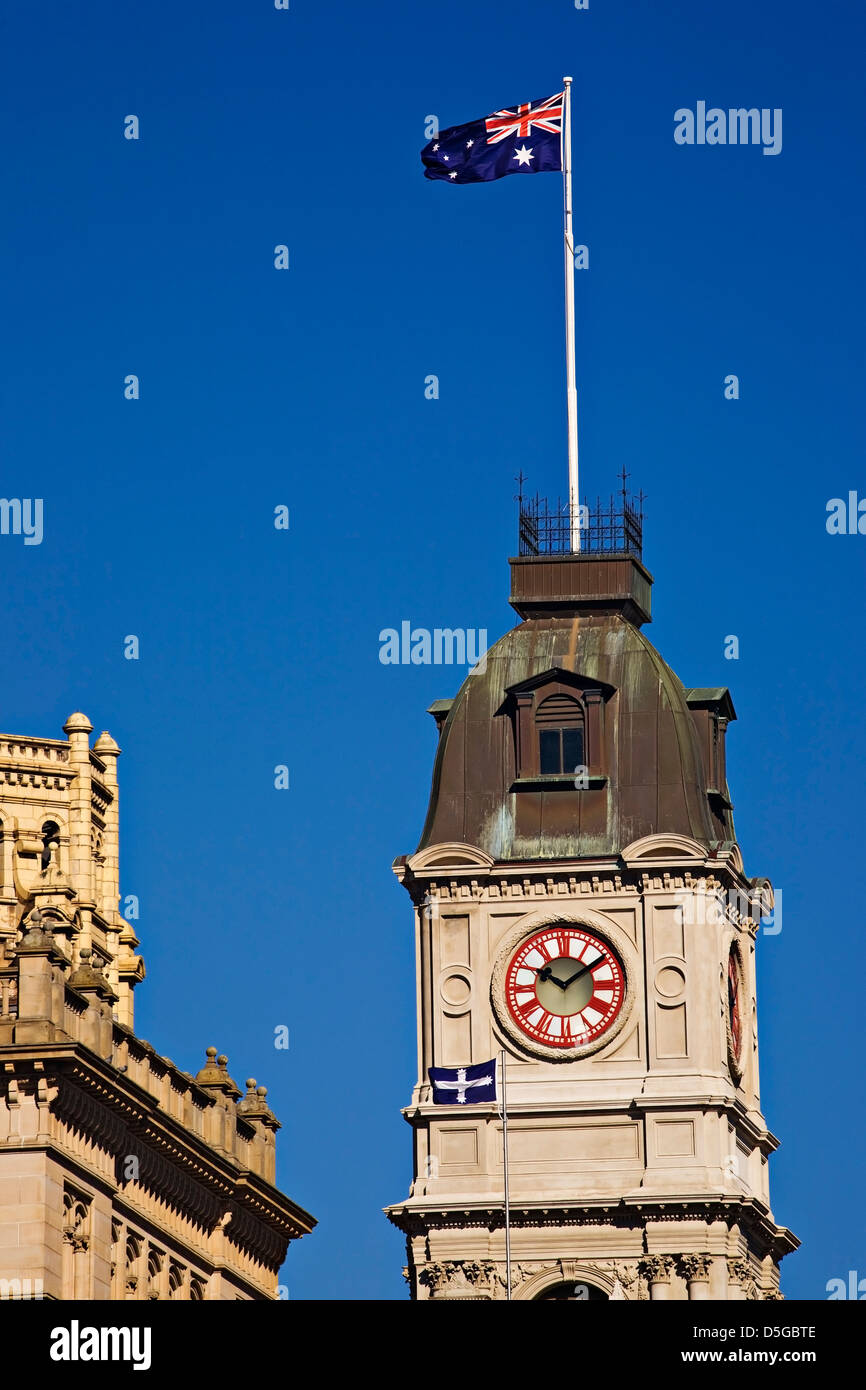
[385,496,798,1301]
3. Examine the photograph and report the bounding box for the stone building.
[0,713,314,1300]
[386,499,798,1300]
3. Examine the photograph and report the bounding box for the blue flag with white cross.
[429,1060,497,1104]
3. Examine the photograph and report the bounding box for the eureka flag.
[429,1060,497,1105]
[421,92,564,184]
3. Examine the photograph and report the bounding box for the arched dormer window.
[536,694,585,775]
[504,667,614,787]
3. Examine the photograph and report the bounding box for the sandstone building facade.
[0,713,314,1300]
[386,509,798,1300]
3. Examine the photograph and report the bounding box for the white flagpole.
[562,76,580,552]
[500,1048,512,1301]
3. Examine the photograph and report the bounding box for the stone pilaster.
[13,912,68,1043]
[62,713,94,959]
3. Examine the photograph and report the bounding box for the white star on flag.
[513,144,534,167]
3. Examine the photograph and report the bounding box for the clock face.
[504,926,625,1049]
[727,948,742,1064]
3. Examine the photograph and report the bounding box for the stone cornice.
[0,765,77,791]
[0,1043,316,1252]
[399,857,755,908]
[385,1195,799,1257]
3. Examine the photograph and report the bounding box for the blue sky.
[1,0,863,1299]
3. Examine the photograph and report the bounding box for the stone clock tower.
[386,499,798,1301]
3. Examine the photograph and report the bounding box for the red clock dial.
[728,950,742,1062]
[504,927,625,1049]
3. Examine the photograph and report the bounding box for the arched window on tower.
[536,694,585,775]
[41,821,60,871]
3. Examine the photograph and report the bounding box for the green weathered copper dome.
[417,553,735,862]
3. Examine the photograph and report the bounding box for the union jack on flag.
[421,91,565,184]
[483,93,564,145]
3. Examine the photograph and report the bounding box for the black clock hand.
[533,965,568,991]
[561,957,605,988]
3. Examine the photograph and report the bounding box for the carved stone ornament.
[679,1253,712,1282]
[419,1261,496,1297]
[727,1257,757,1299]
[638,1255,675,1285]
[497,1260,548,1291]
[616,1262,644,1296]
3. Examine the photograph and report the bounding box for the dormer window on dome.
[537,694,584,774]
[502,667,615,789]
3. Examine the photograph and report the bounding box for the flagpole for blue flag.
[499,1048,512,1300]
[562,77,580,553]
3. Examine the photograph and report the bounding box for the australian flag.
[421,92,564,184]
[429,1060,497,1105]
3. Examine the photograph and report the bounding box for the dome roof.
[417,559,735,862]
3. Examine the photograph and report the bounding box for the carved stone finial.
[63,712,93,736]
[68,946,117,1001]
[237,1077,279,1130]
[195,1047,241,1098]
[93,731,121,756]
[16,908,65,963]
[20,908,51,944]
